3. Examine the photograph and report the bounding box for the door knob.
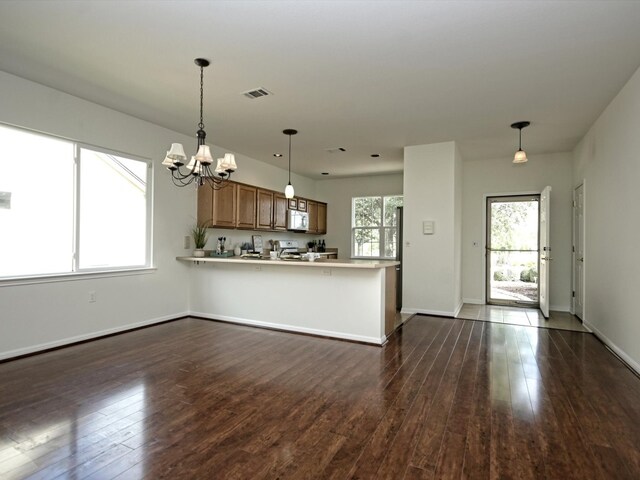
[578,257,584,262]
[542,256,553,261]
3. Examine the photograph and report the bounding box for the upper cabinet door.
[256,189,274,230]
[236,184,257,229]
[212,182,237,228]
[317,202,327,234]
[197,183,213,227]
[273,193,288,231]
[307,201,318,233]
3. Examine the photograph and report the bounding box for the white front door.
[539,186,552,318]
[573,184,584,319]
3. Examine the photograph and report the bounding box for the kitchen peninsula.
[178,256,399,345]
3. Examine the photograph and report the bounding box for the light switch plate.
[423,220,435,235]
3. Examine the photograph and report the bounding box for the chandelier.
[162,58,237,189]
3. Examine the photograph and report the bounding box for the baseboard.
[584,321,640,376]
[462,298,484,305]
[401,307,455,318]
[454,301,463,318]
[550,304,570,312]
[189,311,385,346]
[0,312,188,362]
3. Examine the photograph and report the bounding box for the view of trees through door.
[487,195,540,305]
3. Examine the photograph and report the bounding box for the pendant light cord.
[288,134,292,183]
[519,127,522,150]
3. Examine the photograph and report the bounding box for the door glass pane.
[0,125,74,277]
[488,198,539,305]
[79,148,148,269]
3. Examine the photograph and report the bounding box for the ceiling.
[1,1,640,179]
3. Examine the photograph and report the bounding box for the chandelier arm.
[171,165,197,181]
[171,172,195,187]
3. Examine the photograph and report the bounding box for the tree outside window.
[352,195,403,258]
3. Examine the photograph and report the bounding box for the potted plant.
[241,242,252,255]
[191,223,209,257]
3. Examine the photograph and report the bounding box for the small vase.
[234,246,242,256]
[193,249,205,258]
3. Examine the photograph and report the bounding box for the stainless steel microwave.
[287,209,309,231]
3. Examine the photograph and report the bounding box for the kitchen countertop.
[177,256,399,269]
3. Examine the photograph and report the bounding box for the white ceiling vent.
[242,87,272,99]
[325,147,346,154]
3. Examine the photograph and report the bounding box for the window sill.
[0,267,157,287]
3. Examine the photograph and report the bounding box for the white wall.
[403,141,461,316]
[573,64,640,371]
[0,70,196,358]
[315,174,404,258]
[461,152,573,310]
[0,71,319,360]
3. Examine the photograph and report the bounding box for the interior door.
[539,186,552,318]
[573,184,584,319]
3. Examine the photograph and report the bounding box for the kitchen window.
[0,123,152,279]
[352,195,403,259]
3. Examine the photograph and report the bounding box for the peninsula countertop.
[176,256,399,269]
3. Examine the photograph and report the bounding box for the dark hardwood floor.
[1,315,640,479]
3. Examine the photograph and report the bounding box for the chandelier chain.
[198,64,204,130]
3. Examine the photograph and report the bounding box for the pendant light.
[162,58,237,189]
[283,129,297,199]
[511,121,530,164]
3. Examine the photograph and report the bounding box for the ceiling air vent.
[242,87,272,99]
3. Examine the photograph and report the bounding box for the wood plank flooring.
[1,315,639,479]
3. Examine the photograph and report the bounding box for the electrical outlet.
[254,265,262,271]
[322,269,331,276]
[88,291,96,303]
[183,236,191,249]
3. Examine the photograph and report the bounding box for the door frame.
[481,190,541,306]
[572,180,586,320]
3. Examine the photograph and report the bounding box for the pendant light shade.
[285,183,295,199]
[511,121,530,164]
[283,129,298,199]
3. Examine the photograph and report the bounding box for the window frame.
[351,194,403,260]
[0,122,154,282]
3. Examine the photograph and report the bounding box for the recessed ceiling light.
[370,154,380,158]
[273,153,283,157]
[321,172,329,175]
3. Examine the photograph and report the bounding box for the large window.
[352,195,403,259]
[0,123,152,279]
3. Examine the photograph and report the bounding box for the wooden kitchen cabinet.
[236,184,257,229]
[197,180,237,228]
[256,189,274,230]
[307,201,318,233]
[273,193,288,231]
[317,202,327,234]
[196,179,328,233]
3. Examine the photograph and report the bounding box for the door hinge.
[572,291,575,298]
